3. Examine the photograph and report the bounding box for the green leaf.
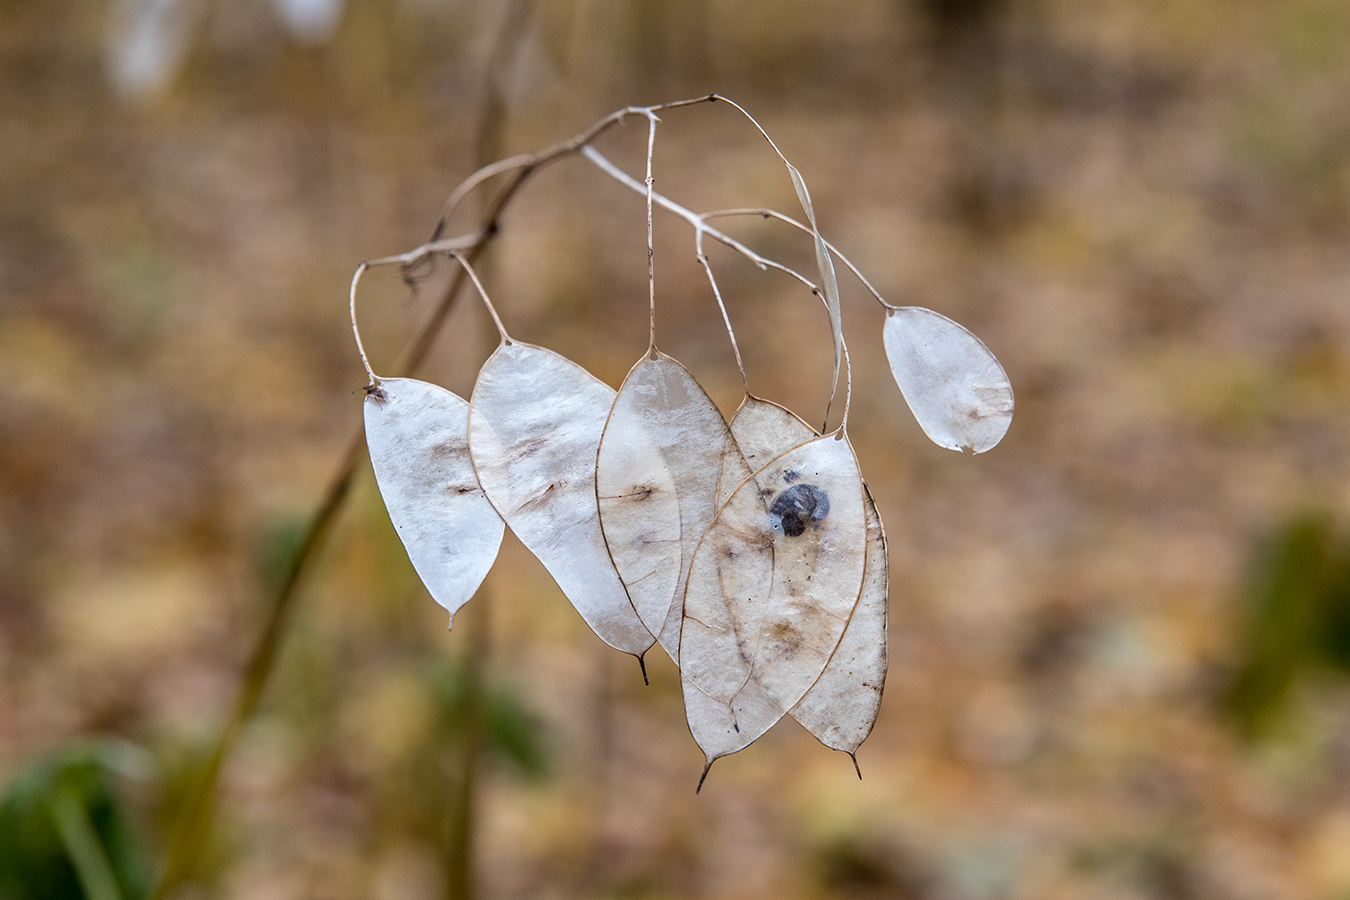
[428,658,551,779]
[1223,515,1336,739]
[0,741,152,900]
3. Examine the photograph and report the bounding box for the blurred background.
[4,0,1350,898]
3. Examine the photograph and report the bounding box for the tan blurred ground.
[3,1,1350,898]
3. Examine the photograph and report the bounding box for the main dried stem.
[157,92,879,899]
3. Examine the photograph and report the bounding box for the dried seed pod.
[730,396,889,766]
[597,351,750,663]
[363,378,504,627]
[681,430,867,784]
[883,306,1014,453]
[789,489,887,764]
[469,341,653,660]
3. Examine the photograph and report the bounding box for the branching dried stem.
[163,92,879,899]
[580,147,858,431]
[579,147,816,291]
[703,208,894,311]
[434,95,717,239]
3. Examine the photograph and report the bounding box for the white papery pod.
[597,351,751,663]
[728,395,813,472]
[730,397,889,761]
[882,306,1014,453]
[681,431,867,784]
[789,491,887,760]
[363,377,504,627]
[469,341,654,660]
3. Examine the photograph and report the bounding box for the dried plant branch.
[159,92,884,899]
[707,95,846,423]
[432,95,719,241]
[695,234,748,391]
[581,148,860,430]
[703,208,894,310]
[578,146,817,292]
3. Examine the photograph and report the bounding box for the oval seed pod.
[681,430,867,785]
[469,341,654,660]
[789,489,887,763]
[882,306,1014,453]
[597,351,751,663]
[363,378,504,627]
[730,396,889,764]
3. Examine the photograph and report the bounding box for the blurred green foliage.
[427,656,549,780]
[0,742,151,900]
[253,514,312,597]
[1224,515,1350,739]
[1073,829,1196,900]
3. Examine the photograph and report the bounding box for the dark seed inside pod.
[770,484,830,537]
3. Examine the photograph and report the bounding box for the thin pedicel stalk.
[644,111,659,355]
[450,250,514,345]
[703,207,894,310]
[584,147,856,429]
[580,146,815,290]
[696,233,748,392]
[709,94,846,419]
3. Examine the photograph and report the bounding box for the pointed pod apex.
[637,653,649,686]
[696,758,714,795]
[850,752,862,780]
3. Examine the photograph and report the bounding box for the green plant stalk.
[441,18,530,880]
[50,789,125,900]
[444,587,490,900]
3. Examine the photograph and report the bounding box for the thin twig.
[350,262,378,384]
[703,207,893,309]
[449,250,512,344]
[434,95,720,241]
[644,111,659,353]
[695,230,748,392]
[579,146,816,293]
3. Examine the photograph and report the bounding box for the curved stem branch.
[433,95,720,239]
[644,111,659,353]
[579,146,817,293]
[703,207,893,310]
[694,231,748,392]
[449,251,512,344]
[349,262,378,384]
